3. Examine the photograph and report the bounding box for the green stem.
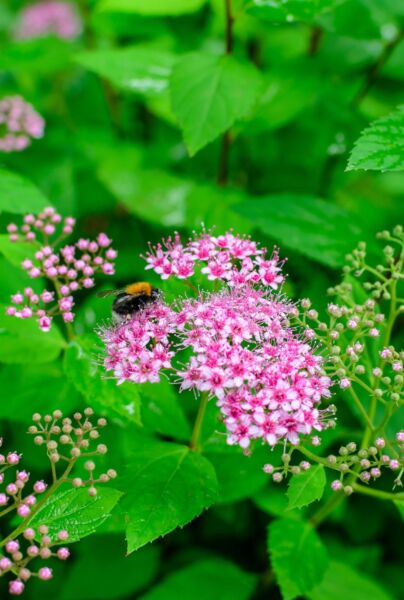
[310,491,344,527]
[352,483,404,502]
[346,386,375,430]
[189,393,209,452]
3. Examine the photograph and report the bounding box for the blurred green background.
[0,1,403,599]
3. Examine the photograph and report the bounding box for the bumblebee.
[97,282,160,322]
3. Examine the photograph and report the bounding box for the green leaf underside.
[308,561,394,600]
[287,464,326,510]
[170,53,262,155]
[233,195,362,267]
[75,47,176,97]
[123,437,218,553]
[63,335,142,425]
[97,0,206,16]
[0,305,66,364]
[347,106,404,172]
[268,518,329,600]
[29,487,122,543]
[138,558,257,600]
[0,169,48,214]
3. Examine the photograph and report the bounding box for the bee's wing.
[97,289,123,298]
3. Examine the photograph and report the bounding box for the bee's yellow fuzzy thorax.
[125,282,153,296]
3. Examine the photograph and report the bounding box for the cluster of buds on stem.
[28,408,117,495]
[0,96,44,152]
[6,207,116,332]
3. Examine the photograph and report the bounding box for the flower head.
[0,96,44,153]
[15,1,81,40]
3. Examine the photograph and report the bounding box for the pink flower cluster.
[102,234,333,450]
[15,1,81,41]
[1,526,69,596]
[0,96,44,153]
[145,231,284,288]
[6,207,116,331]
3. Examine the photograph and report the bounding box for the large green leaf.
[75,46,176,97]
[268,518,329,600]
[286,465,326,510]
[170,53,262,155]
[0,362,79,421]
[347,106,404,172]
[233,195,362,267]
[0,305,66,364]
[140,381,191,441]
[122,436,218,553]
[138,558,256,600]
[96,0,206,15]
[61,536,159,600]
[29,487,122,543]
[64,334,142,425]
[308,561,394,600]
[0,169,48,214]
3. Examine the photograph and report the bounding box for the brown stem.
[307,26,324,56]
[216,0,234,187]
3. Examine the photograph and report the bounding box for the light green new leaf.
[123,436,218,553]
[138,558,256,600]
[29,487,122,543]
[0,234,39,268]
[268,518,329,600]
[75,46,176,97]
[0,169,48,214]
[64,334,142,425]
[287,465,326,510]
[97,0,206,15]
[0,305,66,364]
[233,195,361,268]
[347,106,404,172]
[170,53,262,155]
[308,561,394,600]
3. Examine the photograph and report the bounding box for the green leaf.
[347,106,404,172]
[61,536,159,600]
[64,334,142,426]
[287,465,326,510]
[268,518,329,600]
[0,305,66,364]
[247,0,339,23]
[170,53,262,155]
[0,234,38,268]
[75,46,176,97]
[29,487,122,543]
[0,362,79,422]
[123,436,218,553]
[141,381,191,441]
[233,195,362,267]
[138,558,257,600]
[393,500,404,521]
[97,0,206,15]
[0,169,48,214]
[308,561,394,600]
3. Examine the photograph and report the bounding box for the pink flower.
[0,96,44,153]
[15,1,81,40]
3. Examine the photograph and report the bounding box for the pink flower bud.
[43,224,55,235]
[33,480,47,493]
[6,541,19,554]
[6,307,17,316]
[38,567,53,581]
[20,307,33,319]
[60,285,70,295]
[331,480,343,491]
[83,278,94,288]
[369,328,379,337]
[263,464,274,474]
[7,452,20,465]
[0,557,12,569]
[57,529,69,541]
[39,316,52,332]
[17,504,30,517]
[28,267,41,278]
[16,470,29,482]
[0,493,8,505]
[41,291,53,303]
[46,267,58,277]
[11,294,24,304]
[106,248,117,260]
[339,378,351,389]
[57,547,70,560]
[102,262,114,274]
[21,259,33,269]
[396,431,404,443]
[390,459,399,470]
[23,528,35,540]
[27,545,39,557]
[69,281,79,291]
[63,312,74,323]
[7,223,18,233]
[375,437,385,448]
[9,580,24,595]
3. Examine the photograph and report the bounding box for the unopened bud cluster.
[0,95,44,153]
[0,526,70,596]
[330,432,404,494]
[263,452,312,483]
[28,408,117,494]
[6,207,116,331]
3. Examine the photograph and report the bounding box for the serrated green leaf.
[29,487,122,543]
[75,46,176,97]
[287,465,326,510]
[0,304,66,364]
[170,53,262,155]
[268,518,329,600]
[138,558,256,600]
[123,436,218,553]
[0,169,48,214]
[347,106,404,172]
[64,334,142,425]
[233,195,362,267]
[96,0,206,15]
[307,561,394,600]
